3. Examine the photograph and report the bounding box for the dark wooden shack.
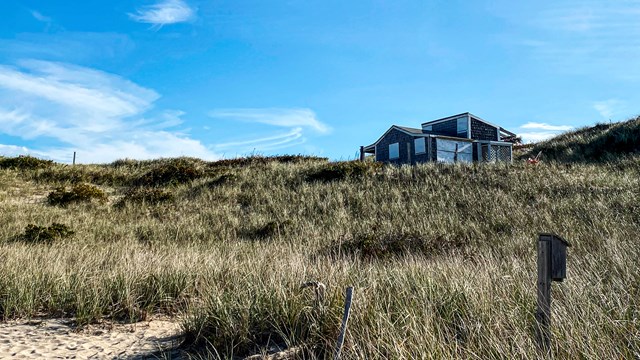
[361,113,516,164]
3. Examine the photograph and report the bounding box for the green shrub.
[0,155,54,170]
[116,187,174,207]
[47,183,108,206]
[21,223,74,243]
[135,158,204,187]
[305,161,383,183]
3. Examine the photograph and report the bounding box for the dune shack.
[361,112,516,164]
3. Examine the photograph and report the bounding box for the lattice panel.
[490,145,511,162]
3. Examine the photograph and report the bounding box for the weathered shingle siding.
[375,128,433,164]
[471,118,498,141]
[431,119,458,137]
[375,128,414,164]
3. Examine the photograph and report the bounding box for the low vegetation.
[20,223,74,244]
[47,183,108,206]
[0,122,639,358]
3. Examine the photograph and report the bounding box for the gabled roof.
[363,125,426,150]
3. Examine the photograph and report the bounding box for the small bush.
[22,223,74,243]
[305,161,383,183]
[117,187,174,207]
[136,159,204,187]
[0,155,54,170]
[329,231,467,260]
[47,183,108,206]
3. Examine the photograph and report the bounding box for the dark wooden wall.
[470,117,498,141]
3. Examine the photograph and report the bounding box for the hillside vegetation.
[0,122,639,359]
[518,116,640,162]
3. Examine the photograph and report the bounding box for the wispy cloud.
[517,122,573,143]
[129,0,195,29]
[209,108,331,134]
[0,32,135,64]
[593,99,626,119]
[208,108,330,155]
[0,60,218,163]
[30,10,52,23]
[520,122,573,131]
[500,1,640,79]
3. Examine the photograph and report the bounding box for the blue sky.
[1,0,639,163]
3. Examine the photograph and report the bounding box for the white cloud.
[0,144,35,157]
[30,10,52,23]
[209,108,331,134]
[593,99,625,119]
[518,131,562,143]
[213,128,305,155]
[520,122,573,131]
[0,60,219,163]
[517,121,573,143]
[129,0,195,28]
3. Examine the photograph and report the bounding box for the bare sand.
[0,318,184,359]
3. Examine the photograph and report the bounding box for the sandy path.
[0,318,184,359]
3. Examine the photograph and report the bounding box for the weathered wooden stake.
[536,235,552,352]
[334,286,354,360]
[536,233,571,353]
[359,146,365,162]
[72,151,76,166]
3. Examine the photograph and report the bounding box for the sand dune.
[0,318,184,359]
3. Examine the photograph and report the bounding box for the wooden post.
[72,151,76,166]
[536,235,552,352]
[334,286,354,360]
[536,233,571,353]
[359,146,365,162]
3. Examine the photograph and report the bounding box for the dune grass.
[0,152,638,358]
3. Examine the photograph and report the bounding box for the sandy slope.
[0,318,184,359]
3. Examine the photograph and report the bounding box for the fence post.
[536,235,552,352]
[536,233,571,353]
[72,151,76,166]
[334,286,354,360]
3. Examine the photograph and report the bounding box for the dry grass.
[0,152,638,359]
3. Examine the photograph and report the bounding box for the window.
[389,142,399,159]
[424,125,433,132]
[414,138,426,154]
[457,117,468,137]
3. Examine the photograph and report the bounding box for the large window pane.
[457,117,468,137]
[389,143,399,159]
[414,138,426,154]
